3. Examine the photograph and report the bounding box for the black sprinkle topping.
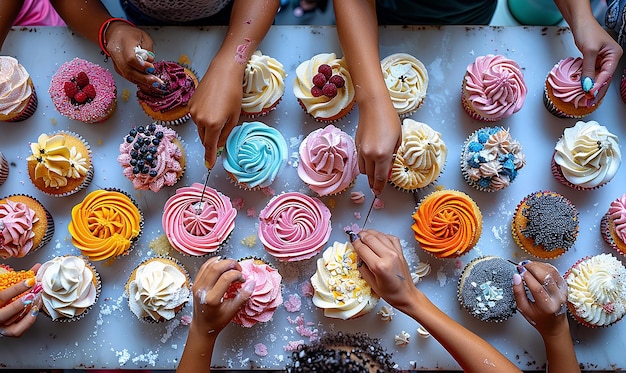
[520,193,578,251]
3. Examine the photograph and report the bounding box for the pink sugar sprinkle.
[284,340,305,352]
[343,223,361,234]
[373,198,385,209]
[180,314,192,325]
[235,40,252,64]
[455,259,463,269]
[300,282,314,297]
[283,294,302,312]
[232,197,245,210]
[288,313,319,342]
[261,186,275,197]
[254,343,268,357]
[354,212,361,219]
[246,208,257,217]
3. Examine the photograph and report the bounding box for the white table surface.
[1,25,625,371]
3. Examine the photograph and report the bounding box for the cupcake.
[137,60,198,126]
[511,191,579,259]
[620,69,626,104]
[544,57,600,118]
[565,254,626,327]
[222,121,288,190]
[49,58,117,123]
[601,193,626,257]
[117,123,186,192]
[457,256,518,322]
[461,54,527,122]
[0,151,8,185]
[241,50,286,117]
[224,258,283,327]
[380,52,428,117]
[297,124,359,196]
[389,119,447,192]
[461,126,525,192]
[258,192,331,262]
[0,194,54,259]
[292,53,355,123]
[36,255,100,322]
[552,120,621,190]
[26,131,94,197]
[68,189,142,261]
[311,241,380,319]
[126,257,191,322]
[0,56,38,122]
[162,182,237,256]
[411,190,482,258]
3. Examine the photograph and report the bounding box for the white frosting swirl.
[0,56,32,115]
[381,53,428,116]
[241,50,286,114]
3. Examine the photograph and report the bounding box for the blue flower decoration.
[468,141,483,152]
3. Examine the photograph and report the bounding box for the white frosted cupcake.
[380,53,428,117]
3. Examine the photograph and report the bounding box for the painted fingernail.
[513,273,522,285]
[581,76,594,93]
[30,305,39,317]
[30,283,43,295]
[147,51,155,59]
[357,260,363,268]
[24,277,36,287]
[145,67,155,74]
[22,293,36,306]
[345,230,359,243]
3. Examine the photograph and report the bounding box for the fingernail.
[30,283,43,295]
[22,293,36,306]
[513,273,522,285]
[243,280,256,294]
[357,260,363,268]
[345,230,359,243]
[581,76,594,93]
[24,278,36,287]
[214,255,222,262]
[145,67,155,74]
[30,305,39,317]
[147,51,155,59]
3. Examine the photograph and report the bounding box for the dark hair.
[285,332,398,373]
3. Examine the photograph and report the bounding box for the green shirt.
[376,0,497,25]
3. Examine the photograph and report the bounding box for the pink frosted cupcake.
[0,151,8,185]
[117,123,186,192]
[544,57,599,118]
[0,194,54,259]
[551,120,621,190]
[601,194,626,257]
[461,54,527,122]
[225,258,283,327]
[258,192,331,262]
[162,183,237,256]
[49,58,117,123]
[297,124,358,196]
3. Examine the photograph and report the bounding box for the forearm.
[404,291,522,373]
[0,0,25,50]
[50,0,112,44]
[553,0,595,30]
[542,320,581,373]
[177,328,218,373]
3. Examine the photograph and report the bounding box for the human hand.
[512,261,569,338]
[351,229,420,314]
[0,264,42,338]
[104,21,164,93]
[190,58,244,169]
[354,102,401,196]
[189,257,253,336]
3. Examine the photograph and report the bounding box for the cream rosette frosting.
[127,259,190,321]
[297,125,359,196]
[311,241,379,319]
[258,192,331,261]
[292,53,354,120]
[37,256,98,321]
[241,50,286,115]
[554,120,621,188]
[566,254,626,327]
[381,53,428,117]
[389,119,447,191]
[0,56,33,115]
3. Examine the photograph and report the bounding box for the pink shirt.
[14,0,65,26]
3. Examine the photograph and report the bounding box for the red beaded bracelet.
[98,17,136,57]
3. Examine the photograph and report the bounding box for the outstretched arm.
[554,0,623,101]
[334,0,401,196]
[0,1,25,50]
[513,261,580,373]
[352,230,522,373]
[190,0,280,169]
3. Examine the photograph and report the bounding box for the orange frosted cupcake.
[68,189,142,261]
[511,191,579,259]
[0,194,54,259]
[411,190,482,258]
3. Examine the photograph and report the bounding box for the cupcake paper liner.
[7,84,38,122]
[240,96,283,118]
[550,150,606,191]
[0,152,8,185]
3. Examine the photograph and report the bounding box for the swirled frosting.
[162,182,237,256]
[311,241,379,319]
[27,133,91,189]
[566,254,626,327]
[0,199,38,259]
[390,119,447,190]
[37,256,98,321]
[554,120,621,188]
[463,54,527,121]
[223,121,288,189]
[118,123,185,192]
[297,125,358,196]
[68,190,142,261]
[292,53,355,120]
[381,53,428,117]
[128,259,190,321]
[137,61,195,112]
[259,192,331,261]
[226,259,283,327]
[461,126,525,192]
[412,190,482,258]
[241,50,286,114]
[0,56,32,115]
[547,57,594,109]
[609,194,626,245]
